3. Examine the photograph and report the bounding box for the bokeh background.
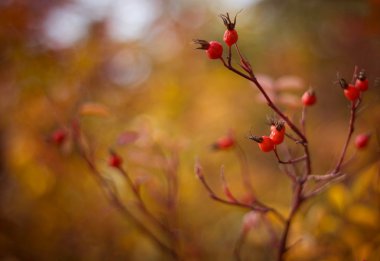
[1,0,380,260]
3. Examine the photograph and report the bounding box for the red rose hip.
[52,129,67,145]
[212,134,235,150]
[339,78,360,101]
[301,89,317,106]
[220,12,239,46]
[249,135,275,152]
[108,151,122,168]
[193,39,223,59]
[269,120,285,145]
[355,70,368,92]
[355,133,370,149]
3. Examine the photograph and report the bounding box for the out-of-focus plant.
[193,12,374,261]
[49,107,181,259]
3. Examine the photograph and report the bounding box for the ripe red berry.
[108,152,122,168]
[301,89,316,106]
[354,133,370,149]
[223,30,238,47]
[269,120,285,145]
[339,78,360,101]
[249,135,275,152]
[355,70,368,92]
[193,39,223,59]
[220,12,239,46]
[212,134,235,150]
[52,129,66,145]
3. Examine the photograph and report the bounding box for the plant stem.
[277,182,304,261]
[73,126,178,259]
[333,100,358,174]
[118,167,175,239]
[219,58,312,176]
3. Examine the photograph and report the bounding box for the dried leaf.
[275,75,304,90]
[117,131,139,146]
[279,94,302,108]
[79,102,110,117]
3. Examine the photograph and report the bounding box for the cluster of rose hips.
[193,12,238,59]
[339,69,369,101]
[249,119,286,152]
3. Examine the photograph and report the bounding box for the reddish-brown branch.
[219,55,312,176]
[277,181,304,261]
[233,229,248,261]
[274,149,307,165]
[195,162,286,223]
[73,126,178,259]
[202,30,363,261]
[117,167,174,239]
[301,105,306,134]
[333,100,359,174]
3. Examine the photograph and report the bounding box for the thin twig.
[74,126,177,259]
[117,167,174,238]
[333,100,360,174]
[195,162,286,224]
[233,229,248,261]
[274,149,307,165]
[301,105,306,135]
[304,174,346,199]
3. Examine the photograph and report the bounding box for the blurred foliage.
[0,0,380,260]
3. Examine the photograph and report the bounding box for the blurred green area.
[0,0,380,260]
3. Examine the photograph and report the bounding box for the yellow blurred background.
[0,0,380,260]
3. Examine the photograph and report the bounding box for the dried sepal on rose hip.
[339,78,360,101]
[212,132,235,150]
[249,135,275,152]
[108,150,122,168]
[301,88,317,106]
[219,12,239,47]
[269,119,286,145]
[193,39,223,59]
[354,133,371,149]
[355,69,369,92]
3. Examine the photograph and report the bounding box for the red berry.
[108,152,122,168]
[212,135,235,150]
[52,129,66,145]
[355,69,368,92]
[355,79,368,92]
[220,12,239,46]
[269,119,285,145]
[301,90,316,106]
[355,133,370,149]
[339,78,360,101]
[223,30,238,47]
[249,135,275,152]
[207,41,223,59]
[193,39,223,59]
[344,85,360,101]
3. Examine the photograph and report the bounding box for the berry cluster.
[193,11,372,261]
[339,69,368,101]
[193,12,240,60]
[249,119,286,152]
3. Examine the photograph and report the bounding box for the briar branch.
[72,121,178,259]
[219,44,312,177]
[194,160,286,224]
